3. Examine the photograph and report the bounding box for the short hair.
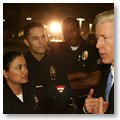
[3,51,23,71]
[61,16,79,30]
[23,22,44,38]
[94,10,114,25]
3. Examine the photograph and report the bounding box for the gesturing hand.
[84,88,109,114]
[84,88,99,113]
[92,97,109,114]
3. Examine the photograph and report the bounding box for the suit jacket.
[99,65,114,114]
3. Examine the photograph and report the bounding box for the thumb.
[87,88,94,99]
[99,97,104,114]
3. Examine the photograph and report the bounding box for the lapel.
[99,66,110,98]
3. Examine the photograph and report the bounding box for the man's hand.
[92,97,109,114]
[84,88,109,114]
[84,88,99,113]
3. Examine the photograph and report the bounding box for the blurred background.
[3,3,114,54]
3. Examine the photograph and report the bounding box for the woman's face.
[3,56,28,85]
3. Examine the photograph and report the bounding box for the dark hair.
[86,32,97,46]
[23,21,44,38]
[61,16,79,30]
[3,51,23,71]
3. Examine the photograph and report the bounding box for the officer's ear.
[3,70,8,79]
[24,39,29,47]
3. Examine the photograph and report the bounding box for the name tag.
[36,85,43,88]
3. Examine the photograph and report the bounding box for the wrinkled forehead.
[95,20,114,32]
[96,19,114,28]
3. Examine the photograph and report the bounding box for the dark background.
[3,3,114,53]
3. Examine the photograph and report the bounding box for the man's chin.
[69,42,79,46]
[101,59,111,64]
[37,49,46,54]
[38,52,46,54]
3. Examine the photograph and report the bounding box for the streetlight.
[49,21,63,42]
[89,23,93,32]
[26,17,32,21]
[49,22,61,33]
[77,18,85,29]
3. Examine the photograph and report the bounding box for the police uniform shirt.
[24,51,53,88]
[3,80,39,114]
[24,51,58,113]
[52,41,101,75]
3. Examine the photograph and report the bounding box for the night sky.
[3,3,114,39]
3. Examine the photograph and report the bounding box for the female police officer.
[3,51,40,114]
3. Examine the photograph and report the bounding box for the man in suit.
[84,10,114,114]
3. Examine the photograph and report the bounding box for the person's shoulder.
[3,80,8,93]
[3,80,13,98]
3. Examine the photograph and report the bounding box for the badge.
[82,50,89,60]
[50,66,56,78]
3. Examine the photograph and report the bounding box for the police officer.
[52,16,102,113]
[3,51,40,114]
[23,22,72,113]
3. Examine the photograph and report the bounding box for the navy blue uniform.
[52,41,100,74]
[24,51,72,113]
[51,40,101,113]
[3,80,40,114]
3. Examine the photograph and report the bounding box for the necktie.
[105,70,113,101]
